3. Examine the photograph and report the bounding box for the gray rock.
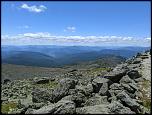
[83,94,109,106]
[119,75,136,84]
[75,83,93,96]
[53,100,76,114]
[132,58,142,64]
[121,83,135,93]
[72,92,87,107]
[108,101,135,114]
[59,78,77,89]
[3,78,11,84]
[103,66,128,83]
[30,100,76,114]
[76,104,109,114]
[51,86,69,103]
[33,77,49,84]
[109,83,124,90]
[32,88,52,103]
[92,77,112,93]
[116,91,142,113]
[98,82,109,96]
[127,69,142,79]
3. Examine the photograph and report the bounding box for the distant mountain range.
[2,45,150,67]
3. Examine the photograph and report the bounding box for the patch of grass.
[1,102,18,114]
[140,80,151,110]
[33,81,58,89]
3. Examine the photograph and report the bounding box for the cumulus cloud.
[1,32,151,46]
[21,4,47,13]
[64,26,76,32]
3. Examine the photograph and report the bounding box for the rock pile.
[1,50,151,114]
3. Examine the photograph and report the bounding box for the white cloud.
[1,32,151,46]
[64,26,76,32]
[21,4,47,13]
[145,37,151,40]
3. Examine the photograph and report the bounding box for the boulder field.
[1,50,151,114]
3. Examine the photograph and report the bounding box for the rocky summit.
[1,50,151,114]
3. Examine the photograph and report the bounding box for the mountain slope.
[2,51,57,67]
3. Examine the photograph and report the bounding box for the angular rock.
[103,65,128,83]
[75,83,93,96]
[51,86,69,103]
[29,100,76,114]
[109,83,124,90]
[116,91,142,113]
[76,104,109,114]
[119,75,136,84]
[59,78,77,89]
[83,94,109,106]
[108,101,135,114]
[92,77,112,93]
[98,82,109,96]
[32,88,52,103]
[127,69,142,79]
[33,77,49,84]
[3,78,11,84]
[132,58,142,64]
[72,92,87,107]
[121,83,135,93]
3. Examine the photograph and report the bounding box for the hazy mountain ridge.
[2,45,150,67]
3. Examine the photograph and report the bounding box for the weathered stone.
[51,86,69,103]
[29,100,76,114]
[76,104,109,114]
[83,94,109,106]
[103,66,128,83]
[132,58,142,64]
[3,78,11,84]
[127,69,141,79]
[75,83,93,96]
[116,91,142,113]
[59,78,77,89]
[121,83,135,93]
[119,75,136,84]
[108,101,135,114]
[92,77,112,93]
[32,88,52,103]
[33,77,49,84]
[98,82,109,96]
[109,83,124,90]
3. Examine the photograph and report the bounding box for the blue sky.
[1,1,151,46]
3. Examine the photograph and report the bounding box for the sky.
[1,1,151,46]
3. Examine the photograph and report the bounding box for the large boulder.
[92,77,112,93]
[28,100,76,114]
[119,75,136,84]
[127,69,142,79]
[76,104,109,114]
[98,82,109,96]
[33,77,49,84]
[3,78,11,84]
[116,91,142,113]
[120,83,135,93]
[59,78,77,89]
[51,86,69,103]
[103,64,129,83]
[108,101,135,114]
[75,83,93,96]
[32,88,52,103]
[132,58,142,64]
[83,94,109,106]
